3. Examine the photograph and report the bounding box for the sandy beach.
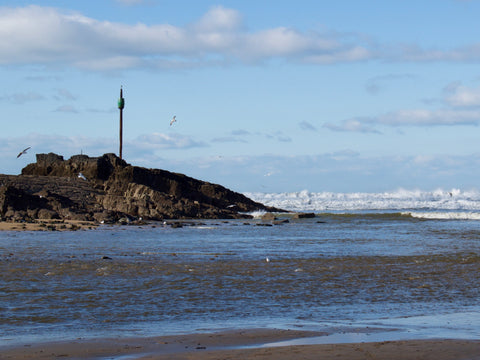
[1,329,479,360]
[0,220,98,231]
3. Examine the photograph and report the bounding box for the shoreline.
[0,219,98,231]
[1,329,480,360]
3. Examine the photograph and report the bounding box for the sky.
[2,0,480,193]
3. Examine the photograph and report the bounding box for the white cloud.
[443,82,480,107]
[3,133,480,192]
[325,107,480,133]
[0,133,114,159]
[375,108,480,126]
[151,152,480,192]
[0,5,372,70]
[325,79,480,133]
[383,42,480,63]
[242,27,332,59]
[413,155,436,165]
[323,118,381,133]
[194,5,243,32]
[3,5,480,72]
[7,5,480,71]
[0,132,204,174]
[74,56,143,71]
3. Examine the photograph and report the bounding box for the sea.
[1,188,480,346]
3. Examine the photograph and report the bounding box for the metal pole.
[119,108,123,159]
[118,86,125,159]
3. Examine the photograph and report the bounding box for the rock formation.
[0,153,282,224]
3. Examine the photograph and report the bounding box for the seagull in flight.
[170,115,177,126]
[17,147,31,158]
[78,172,87,180]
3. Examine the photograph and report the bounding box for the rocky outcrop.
[0,153,282,223]
[0,185,52,221]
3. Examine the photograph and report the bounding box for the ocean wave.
[245,188,480,212]
[404,211,480,220]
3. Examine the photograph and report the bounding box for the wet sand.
[0,220,98,231]
[1,329,479,360]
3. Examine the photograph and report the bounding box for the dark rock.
[37,209,60,220]
[1,152,285,224]
[292,212,316,219]
[93,210,124,224]
[0,185,48,213]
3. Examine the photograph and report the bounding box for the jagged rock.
[22,153,125,184]
[1,153,284,223]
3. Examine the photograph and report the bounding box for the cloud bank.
[0,5,372,70]
[324,81,480,132]
[3,4,480,72]
[3,132,480,192]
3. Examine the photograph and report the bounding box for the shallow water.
[1,214,480,344]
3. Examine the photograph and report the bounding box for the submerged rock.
[292,212,316,219]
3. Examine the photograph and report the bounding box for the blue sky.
[2,0,480,193]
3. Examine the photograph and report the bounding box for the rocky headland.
[0,153,283,228]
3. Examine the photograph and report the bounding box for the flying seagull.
[170,115,177,126]
[78,172,87,180]
[17,147,31,158]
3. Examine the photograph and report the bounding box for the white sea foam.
[405,211,480,220]
[245,188,480,213]
[248,210,268,219]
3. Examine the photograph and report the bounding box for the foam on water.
[248,210,268,219]
[405,211,480,220]
[245,188,480,215]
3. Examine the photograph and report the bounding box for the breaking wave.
[245,188,480,213]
